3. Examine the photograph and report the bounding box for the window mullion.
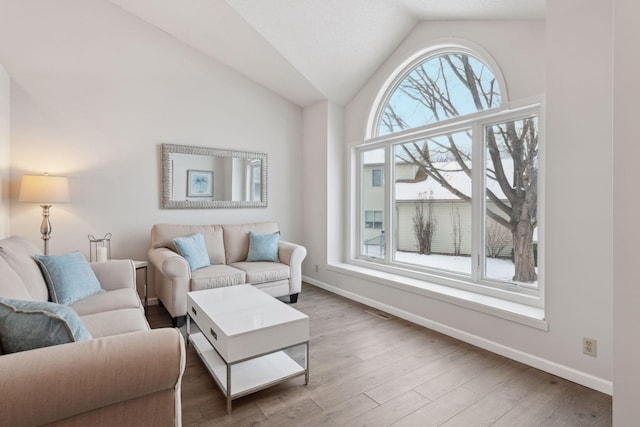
[355,148,364,260]
[385,145,393,264]
[471,122,484,282]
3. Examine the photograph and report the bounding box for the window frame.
[352,44,543,308]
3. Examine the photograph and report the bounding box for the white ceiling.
[108,0,545,107]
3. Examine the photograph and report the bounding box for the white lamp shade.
[19,175,70,204]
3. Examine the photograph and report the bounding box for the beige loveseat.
[0,236,185,427]
[149,222,307,326]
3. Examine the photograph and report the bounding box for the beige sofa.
[149,222,307,326]
[0,236,185,427]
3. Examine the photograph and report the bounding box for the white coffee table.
[186,285,309,414]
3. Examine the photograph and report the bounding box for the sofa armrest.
[148,247,190,280]
[148,248,192,320]
[0,328,185,427]
[91,259,136,291]
[278,241,307,295]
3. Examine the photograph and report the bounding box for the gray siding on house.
[362,162,385,246]
[361,162,518,259]
[396,200,514,258]
[397,200,473,255]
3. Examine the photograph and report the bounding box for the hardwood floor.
[147,283,612,426]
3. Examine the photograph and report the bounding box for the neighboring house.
[363,153,521,258]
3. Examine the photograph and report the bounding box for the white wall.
[613,0,640,423]
[545,0,613,388]
[303,16,616,393]
[303,102,328,276]
[302,99,344,279]
[0,0,304,299]
[0,63,8,239]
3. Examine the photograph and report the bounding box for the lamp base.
[40,204,52,256]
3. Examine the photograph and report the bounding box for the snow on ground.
[365,247,532,283]
[395,251,514,281]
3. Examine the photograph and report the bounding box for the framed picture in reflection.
[187,170,213,197]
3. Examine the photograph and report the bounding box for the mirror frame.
[161,143,268,209]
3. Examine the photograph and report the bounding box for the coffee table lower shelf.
[189,332,308,413]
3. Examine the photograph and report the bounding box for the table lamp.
[19,173,70,255]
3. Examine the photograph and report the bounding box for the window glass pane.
[372,169,384,186]
[365,210,373,228]
[378,54,501,136]
[484,116,538,286]
[362,149,385,258]
[250,162,261,201]
[374,211,383,229]
[393,130,473,276]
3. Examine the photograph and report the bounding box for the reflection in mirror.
[161,143,267,209]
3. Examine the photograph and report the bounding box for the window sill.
[327,262,548,331]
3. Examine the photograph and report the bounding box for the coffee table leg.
[305,342,310,385]
[186,315,191,344]
[226,364,232,414]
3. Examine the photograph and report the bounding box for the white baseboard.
[146,297,159,306]
[302,276,612,395]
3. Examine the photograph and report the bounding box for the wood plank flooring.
[146,283,612,426]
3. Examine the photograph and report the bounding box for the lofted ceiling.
[107,0,545,107]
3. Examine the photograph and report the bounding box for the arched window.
[354,44,541,301]
[377,53,502,136]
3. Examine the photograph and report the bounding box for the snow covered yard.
[364,248,536,284]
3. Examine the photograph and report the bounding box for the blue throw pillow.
[246,231,280,262]
[0,297,92,354]
[173,232,211,271]
[35,252,104,305]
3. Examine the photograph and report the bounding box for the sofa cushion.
[0,297,92,353]
[151,224,226,265]
[35,252,104,305]
[70,288,142,316]
[190,264,246,291]
[0,256,32,300]
[222,222,279,263]
[0,236,49,301]
[81,308,149,338]
[246,231,280,262]
[173,232,211,271]
[230,262,290,285]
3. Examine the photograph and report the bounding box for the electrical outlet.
[315,264,319,272]
[583,337,597,357]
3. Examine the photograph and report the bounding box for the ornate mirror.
[161,143,267,208]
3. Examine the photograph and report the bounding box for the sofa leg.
[289,293,299,303]
[172,316,186,328]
